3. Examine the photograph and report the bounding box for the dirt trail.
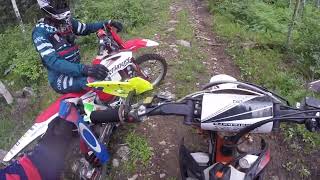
[121,0,241,179]
[185,0,240,78]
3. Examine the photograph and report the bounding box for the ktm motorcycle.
[117,74,320,180]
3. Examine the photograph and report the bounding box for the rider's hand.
[107,20,123,32]
[83,64,108,80]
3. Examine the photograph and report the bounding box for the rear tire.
[135,54,167,86]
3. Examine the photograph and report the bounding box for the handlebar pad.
[146,100,195,124]
[90,109,120,124]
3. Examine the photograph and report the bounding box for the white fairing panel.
[101,51,133,81]
[201,93,258,121]
[229,166,246,180]
[3,113,58,162]
[201,93,273,133]
[143,39,159,47]
[203,164,245,180]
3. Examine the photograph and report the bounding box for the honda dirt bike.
[2,77,153,180]
[120,74,320,180]
[93,25,167,86]
[2,24,167,180]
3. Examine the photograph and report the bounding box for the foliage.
[0,26,45,87]
[211,0,320,79]
[75,0,155,28]
[210,0,320,149]
[294,6,320,79]
[214,0,290,34]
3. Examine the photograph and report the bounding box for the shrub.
[294,6,320,79]
[75,0,154,28]
[0,26,45,86]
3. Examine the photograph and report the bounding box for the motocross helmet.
[37,0,71,22]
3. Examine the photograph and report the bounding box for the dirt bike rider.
[33,0,123,94]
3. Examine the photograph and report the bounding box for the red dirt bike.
[123,74,320,180]
[93,25,167,87]
[3,26,166,180]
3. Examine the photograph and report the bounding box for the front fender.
[123,39,159,51]
[143,39,159,47]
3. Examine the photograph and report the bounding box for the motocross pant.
[0,118,75,180]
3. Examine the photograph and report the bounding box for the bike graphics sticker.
[77,118,110,163]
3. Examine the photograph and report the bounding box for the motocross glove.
[83,64,109,80]
[107,20,123,32]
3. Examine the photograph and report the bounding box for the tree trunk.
[317,0,320,8]
[10,0,26,36]
[287,0,301,50]
[300,0,305,17]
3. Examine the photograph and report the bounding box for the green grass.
[124,130,153,173]
[0,117,16,149]
[0,103,37,150]
[173,10,207,97]
[175,10,194,41]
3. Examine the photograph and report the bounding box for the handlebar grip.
[90,109,120,124]
[184,100,194,125]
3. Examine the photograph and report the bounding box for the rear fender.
[3,114,57,162]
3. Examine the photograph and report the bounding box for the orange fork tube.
[214,135,233,164]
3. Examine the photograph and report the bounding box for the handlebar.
[131,94,320,144]
[96,28,121,55]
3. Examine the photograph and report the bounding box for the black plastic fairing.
[244,140,270,180]
[145,100,195,124]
